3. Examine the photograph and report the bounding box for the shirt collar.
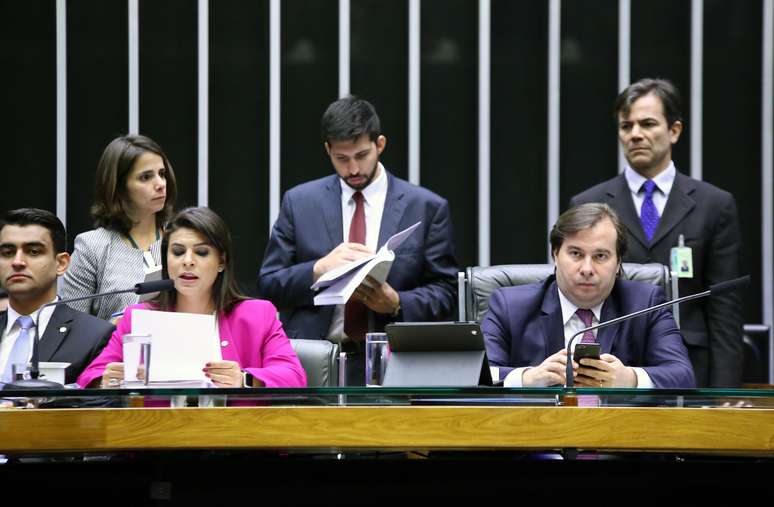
[5,296,59,337]
[624,161,676,196]
[556,287,604,326]
[340,163,387,204]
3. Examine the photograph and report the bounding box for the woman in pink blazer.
[77,207,306,388]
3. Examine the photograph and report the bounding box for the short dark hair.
[153,207,247,315]
[91,134,177,234]
[550,203,627,261]
[321,96,381,144]
[0,208,67,254]
[614,78,683,128]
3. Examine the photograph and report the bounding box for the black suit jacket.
[0,304,114,385]
[570,171,743,387]
[257,171,459,340]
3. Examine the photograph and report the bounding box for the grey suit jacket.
[570,171,743,387]
[0,304,114,385]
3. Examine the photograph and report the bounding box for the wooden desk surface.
[1,405,773,455]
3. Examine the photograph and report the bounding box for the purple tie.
[575,309,597,343]
[574,309,601,403]
[640,180,660,243]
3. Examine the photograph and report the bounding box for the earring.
[217,265,224,272]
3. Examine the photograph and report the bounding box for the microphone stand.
[564,275,750,388]
[3,280,174,391]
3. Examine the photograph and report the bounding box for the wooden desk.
[1,405,773,455]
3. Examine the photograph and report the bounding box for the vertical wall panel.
[350,0,409,180]
[0,1,57,214]
[139,0,198,211]
[490,0,548,264]
[210,0,269,295]
[559,0,619,210]
[66,0,127,239]
[280,0,338,193]
[630,0,692,174]
[704,0,764,324]
[421,0,478,269]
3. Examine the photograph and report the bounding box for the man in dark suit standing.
[570,78,743,387]
[0,208,113,385]
[483,203,694,389]
[258,96,458,385]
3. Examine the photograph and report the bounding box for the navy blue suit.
[482,276,695,388]
[257,171,459,341]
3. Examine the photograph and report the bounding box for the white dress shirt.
[624,162,676,217]
[0,298,58,376]
[502,289,653,388]
[327,164,389,340]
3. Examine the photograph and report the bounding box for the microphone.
[2,278,176,391]
[564,275,750,388]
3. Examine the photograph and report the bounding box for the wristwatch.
[241,370,254,388]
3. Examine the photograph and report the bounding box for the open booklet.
[311,221,422,306]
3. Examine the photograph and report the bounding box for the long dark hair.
[91,134,177,234]
[153,207,247,314]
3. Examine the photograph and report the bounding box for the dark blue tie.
[640,180,660,242]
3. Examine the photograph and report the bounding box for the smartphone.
[573,343,600,366]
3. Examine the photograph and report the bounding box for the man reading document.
[258,96,459,385]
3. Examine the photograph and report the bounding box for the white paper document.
[311,221,422,306]
[131,309,222,383]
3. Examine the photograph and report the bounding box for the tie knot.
[641,179,658,197]
[16,315,34,331]
[352,191,364,204]
[575,308,594,327]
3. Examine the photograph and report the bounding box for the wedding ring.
[108,378,120,387]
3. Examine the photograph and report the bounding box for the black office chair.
[289,339,339,387]
[742,324,770,384]
[460,262,674,323]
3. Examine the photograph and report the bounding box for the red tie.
[344,192,368,341]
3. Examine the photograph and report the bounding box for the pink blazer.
[77,299,307,388]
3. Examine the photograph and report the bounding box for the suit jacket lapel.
[377,172,408,248]
[38,305,74,361]
[217,314,238,363]
[539,280,565,356]
[607,174,649,249]
[321,175,344,250]
[598,288,622,354]
[650,171,696,247]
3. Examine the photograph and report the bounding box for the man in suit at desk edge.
[0,208,114,385]
[258,96,459,386]
[482,203,695,389]
[570,78,743,387]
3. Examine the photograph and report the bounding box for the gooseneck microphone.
[2,279,175,391]
[564,275,750,388]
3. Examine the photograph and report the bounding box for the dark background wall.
[1,0,771,327]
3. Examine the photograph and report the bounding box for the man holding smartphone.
[482,203,694,388]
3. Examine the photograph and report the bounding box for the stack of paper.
[131,309,222,383]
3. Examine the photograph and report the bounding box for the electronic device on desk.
[383,321,493,387]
